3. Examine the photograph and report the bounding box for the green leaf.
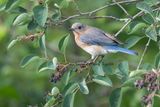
[122,77,142,87]
[128,21,146,34]
[52,9,61,21]
[60,0,69,8]
[5,0,18,10]
[78,78,89,94]
[129,70,146,78]
[44,97,56,107]
[10,6,27,13]
[27,18,38,30]
[63,93,76,107]
[92,63,105,76]
[64,70,71,86]
[115,61,129,82]
[39,34,47,57]
[144,0,160,6]
[136,2,153,15]
[145,25,157,41]
[33,4,48,27]
[13,13,30,26]
[93,75,112,87]
[20,55,39,68]
[142,14,155,24]
[38,61,55,72]
[51,87,60,97]
[109,88,122,107]
[154,52,160,69]
[118,61,129,76]
[0,0,7,11]
[62,82,78,96]
[102,64,113,75]
[58,34,69,53]
[7,39,18,50]
[124,36,144,48]
[52,57,58,69]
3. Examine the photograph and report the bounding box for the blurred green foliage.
[0,0,160,107]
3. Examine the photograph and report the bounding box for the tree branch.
[59,0,138,23]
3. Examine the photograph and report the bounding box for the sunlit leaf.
[136,2,153,15]
[93,75,112,87]
[129,70,146,78]
[44,97,56,107]
[33,4,48,27]
[62,82,78,96]
[58,34,69,53]
[51,87,60,96]
[39,34,47,57]
[38,61,55,72]
[7,39,18,50]
[155,52,160,69]
[52,57,58,69]
[145,25,157,41]
[63,92,76,107]
[124,36,144,48]
[13,13,30,26]
[78,78,89,94]
[64,70,71,85]
[109,88,122,107]
[20,55,39,68]
[92,63,105,76]
[128,21,146,34]
[142,14,154,24]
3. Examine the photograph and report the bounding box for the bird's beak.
[69,28,75,31]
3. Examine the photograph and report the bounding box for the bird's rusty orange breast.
[73,31,89,48]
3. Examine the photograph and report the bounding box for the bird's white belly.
[83,45,107,56]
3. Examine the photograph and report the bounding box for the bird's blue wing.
[80,27,120,46]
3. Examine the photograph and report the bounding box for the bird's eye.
[78,26,82,29]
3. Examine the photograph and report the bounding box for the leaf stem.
[136,39,151,70]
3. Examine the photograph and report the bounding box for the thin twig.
[112,0,131,17]
[114,11,143,37]
[136,39,151,70]
[87,0,138,15]
[72,16,129,22]
[73,0,82,14]
[60,0,138,23]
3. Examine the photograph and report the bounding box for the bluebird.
[70,22,137,62]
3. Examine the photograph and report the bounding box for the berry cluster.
[50,64,68,83]
[50,62,90,83]
[134,70,159,106]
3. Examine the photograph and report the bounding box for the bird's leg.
[99,55,105,63]
[93,56,99,63]
[85,59,93,64]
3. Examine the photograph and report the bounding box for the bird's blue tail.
[103,46,138,55]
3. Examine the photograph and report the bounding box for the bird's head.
[70,23,87,34]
